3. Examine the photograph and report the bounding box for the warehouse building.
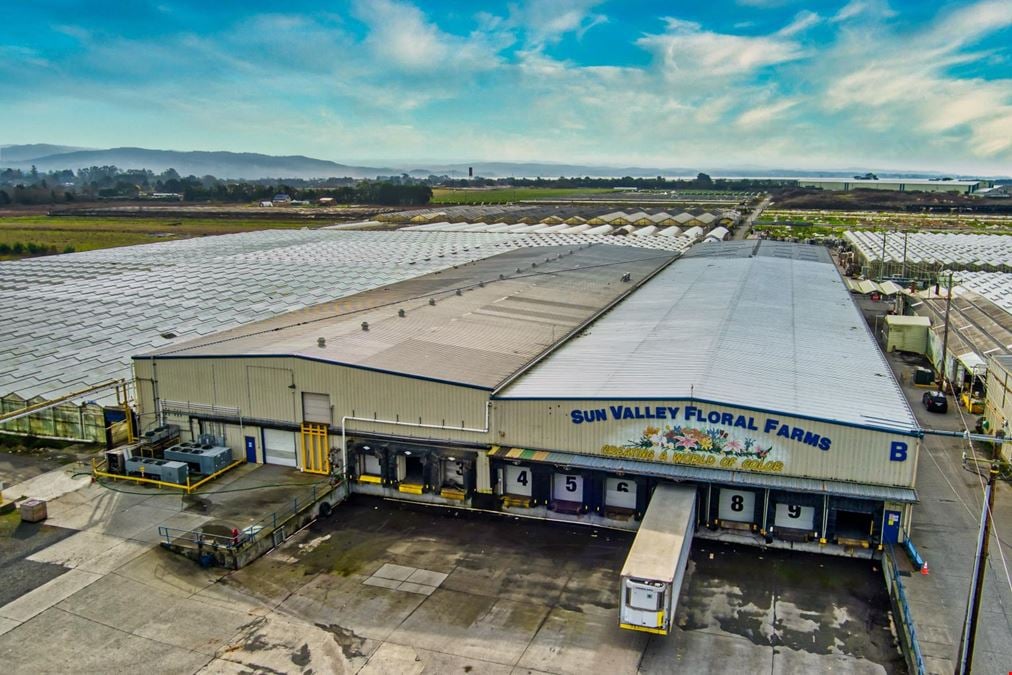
[134,240,921,554]
[800,178,984,194]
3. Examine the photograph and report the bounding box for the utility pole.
[955,462,999,675]
[878,229,888,281]
[901,231,908,280]
[938,271,953,392]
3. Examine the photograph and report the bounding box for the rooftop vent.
[398,309,406,317]
[317,337,326,348]
[361,321,369,331]
[455,289,462,296]
[621,273,632,282]
[429,298,436,306]
[160,331,177,339]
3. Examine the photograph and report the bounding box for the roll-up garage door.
[553,472,584,502]
[605,477,637,510]
[264,429,298,467]
[718,488,756,524]
[774,502,816,531]
[504,464,532,496]
[363,454,382,476]
[302,392,331,424]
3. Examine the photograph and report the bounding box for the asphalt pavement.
[858,295,1012,675]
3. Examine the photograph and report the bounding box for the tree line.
[0,242,75,257]
[0,166,433,206]
[438,173,795,191]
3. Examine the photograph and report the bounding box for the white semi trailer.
[619,483,697,635]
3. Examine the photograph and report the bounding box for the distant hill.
[1,147,394,180]
[2,144,1003,181]
[0,144,91,163]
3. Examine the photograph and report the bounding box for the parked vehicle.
[922,391,948,413]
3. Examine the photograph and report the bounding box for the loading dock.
[715,487,759,530]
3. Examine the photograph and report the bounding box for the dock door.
[619,484,697,635]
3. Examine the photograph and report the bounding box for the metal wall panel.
[143,356,492,445]
[494,399,918,488]
[247,365,296,421]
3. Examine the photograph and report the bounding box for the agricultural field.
[431,187,613,203]
[0,216,323,260]
[755,208,1012,238]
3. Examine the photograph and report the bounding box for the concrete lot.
[1,468,903,675]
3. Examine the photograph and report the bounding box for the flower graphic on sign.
[626,424,774,459]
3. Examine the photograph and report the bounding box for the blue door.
[882,510,901,545]
[245,436,258,463]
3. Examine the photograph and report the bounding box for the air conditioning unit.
[105,449,130,474]
[123,457,189,484]
[158,461,189,485]
[164,445,232,475]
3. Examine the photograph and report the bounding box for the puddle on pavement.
[679,540,903,669]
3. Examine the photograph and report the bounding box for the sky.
[1,0,1011,174]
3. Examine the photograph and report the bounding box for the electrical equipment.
[157,461,189,485]
[163,445,232,475]
[124,457,190,484]
[141,424,180,452]
[105,449,130,474]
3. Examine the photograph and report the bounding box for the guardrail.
[883,545,927,675]
[92,456,245,494]
[157,482,338,553]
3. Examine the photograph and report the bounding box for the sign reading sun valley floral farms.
[569,404,835,473]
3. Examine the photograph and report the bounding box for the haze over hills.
[0,144,91,163]
[0,146,395,180]
[0,144,1002,181]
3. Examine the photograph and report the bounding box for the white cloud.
[736,99,800,128]
[777,10,821,37]
[922,0,1012,48]
[820,0,1012,157]
[832,0,896,23]
[511,0,608,47]
[637,17,808,79]
[352,0,504,73]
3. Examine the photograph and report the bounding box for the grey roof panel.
[143,245,677,389]
[499,242,918,432]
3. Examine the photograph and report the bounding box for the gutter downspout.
[341,401,492,495]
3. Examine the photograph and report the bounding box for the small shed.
[884,315,930,354]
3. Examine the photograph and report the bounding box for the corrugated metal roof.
[503,447,917,502]
[0,229,682,406]
[499,241,918,432]
[919,288,1012,363]
[142,245,677,389]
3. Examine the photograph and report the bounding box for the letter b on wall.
[889,441,908,462]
